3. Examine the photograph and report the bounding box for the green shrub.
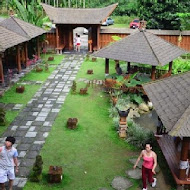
[112,16,135,25]
[126,119,154,149]
[30,155,43,182]
[0,108,6,126]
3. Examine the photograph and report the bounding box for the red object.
[142,166,154,188]
[129,19,140,29]
[143,156,154,169]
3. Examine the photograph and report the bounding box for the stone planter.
[36,67,43,72]
[16,86,25,93]
[48,56,54,61]
[87,69,93,74]
[80,88,87,95]
[67,118,78,129]
[92,57,97,62]
[48,166,63,183]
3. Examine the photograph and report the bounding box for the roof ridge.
[143,31,161,66]
[11,17,30,39]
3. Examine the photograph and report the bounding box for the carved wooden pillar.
[56,25,59,48]
[105,58,109,75]
[179,137,190,180]
[97,25,100,50]
[24,42,28,67]
[16,45,21,73]
[168,61,173,76]
[68,27,73,50]
[37,37,40,58]
[127,62,131,73]
[0,54,4,84]
[151,66,156,80]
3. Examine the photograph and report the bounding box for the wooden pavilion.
[41,3,118,52]
[0,16,46,84]
[93,29,187,80]
[143,72,190,189]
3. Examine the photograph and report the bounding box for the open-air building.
[0,16,46,84]
[93,29,187,80]
[41,3,118,53]
[143,71,190,189]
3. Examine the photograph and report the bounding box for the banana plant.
[11,0,49,28]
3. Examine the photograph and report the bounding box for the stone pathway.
[0,54,85,189]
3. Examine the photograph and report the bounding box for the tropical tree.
[10,0,49,27]
[137,0,190,30]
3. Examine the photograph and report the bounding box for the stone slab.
[111,176,133,190]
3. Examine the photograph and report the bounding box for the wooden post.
[127,62,131,73]
[68,27,73,50]
[0,54,4,84]
[179,137,190,180]
[151,66,156,80]
[17,46,21,73]
[37,36,40,58]
[24,42,28,67]
[168,61,173,76]
[97,25,100,50]
[56,25,59,48]
[105,58,109,75]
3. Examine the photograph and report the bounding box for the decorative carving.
[87,70,93,74]
[67,118,78,129]
[48,166,63,183]
[16,86,25,93]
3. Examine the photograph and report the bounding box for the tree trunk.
[68,0,71,7]
[83,0,85,8]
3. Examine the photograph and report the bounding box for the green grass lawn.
[24,58,140,190]
[76,57,126,81]
[21,54,65,82]
[0,53,64,136]
[0,84,41,105]
[24,83,139,190]
[109,24,129,28]
[0,110,19,136]
[42,54,65,65]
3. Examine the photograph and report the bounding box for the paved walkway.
[0,54,85,189]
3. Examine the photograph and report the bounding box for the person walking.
[0,136,18,190]
[133,143,157,190]
[76,34,81,52]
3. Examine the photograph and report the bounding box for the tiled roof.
[93,30,187,66]
[0,17,46,52]
[0,17,46,39]
[41,3,118,24]
[0,25,28,52]
[143,72,190,137]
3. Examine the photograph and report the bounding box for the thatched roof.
[0,17,46,52]
[143,72,190,137]
[93,30,187,66]
[0,25,28,52]
[41,3,118,24]
[0,17,46,39]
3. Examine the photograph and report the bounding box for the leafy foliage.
[10,0,49,27]
[126,119,154,149]
[137,0,190,29]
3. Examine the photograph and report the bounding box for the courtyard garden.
[0,52,189,189]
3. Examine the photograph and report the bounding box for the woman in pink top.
[133,143,157,190]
